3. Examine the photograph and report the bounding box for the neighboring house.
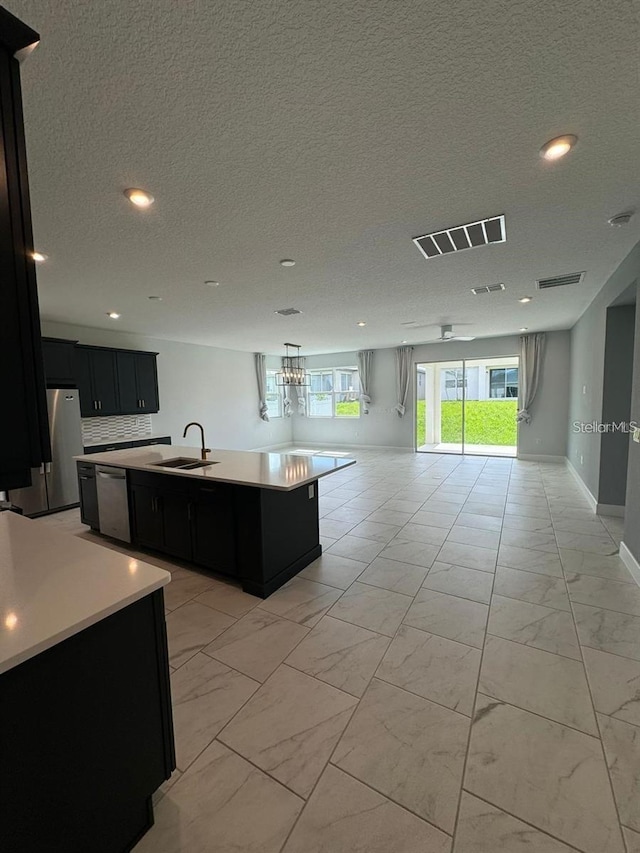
[417,360,519,402]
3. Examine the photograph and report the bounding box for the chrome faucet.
[182,422,211,460]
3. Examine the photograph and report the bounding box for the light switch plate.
[633,427,640,444]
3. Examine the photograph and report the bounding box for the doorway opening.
[416,357,519,457]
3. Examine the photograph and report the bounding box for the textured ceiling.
[8,0,640,354]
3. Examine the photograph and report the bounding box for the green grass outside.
[416,399,517,446]
[336,400,360,416]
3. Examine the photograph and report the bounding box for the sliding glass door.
[416,356,518,457]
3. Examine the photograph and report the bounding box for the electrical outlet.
[580,454,584,465]
[582,385,587,395]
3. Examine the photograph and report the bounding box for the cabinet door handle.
[93,401,97,410]
[142,399,145,407]
[79,475,90,480]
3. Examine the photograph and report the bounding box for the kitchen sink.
[151,457,219,470]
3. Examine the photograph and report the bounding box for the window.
[489,367,519,399]
[265,370,282,418]
[308,367,360,417]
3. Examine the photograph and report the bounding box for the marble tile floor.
[35,448,639,853]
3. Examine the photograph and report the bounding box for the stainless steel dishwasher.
[96,466,131,542]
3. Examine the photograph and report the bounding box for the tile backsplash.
[81,414,153,445]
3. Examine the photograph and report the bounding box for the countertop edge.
[0,572,170,676]
[74,454,357,490]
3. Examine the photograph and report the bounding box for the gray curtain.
[394,346,414,417]
[254,353,269,421]
[517,333,545,424]
[296,356,306,415]
[357,350,374,414]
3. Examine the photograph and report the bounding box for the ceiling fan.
[435,324,475,342]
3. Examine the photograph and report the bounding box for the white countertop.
[83,434,171,448]
[0,513,170,675]
[75,445,356,490]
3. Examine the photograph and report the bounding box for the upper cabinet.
[0,11,50,490]
[42,338,78,386]
[116,350,159,414]
[74,345,159,417]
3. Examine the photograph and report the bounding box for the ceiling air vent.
[471,283,506,296]
[413,215,506,260]
[275,307,302,316]
[536,272,585,290]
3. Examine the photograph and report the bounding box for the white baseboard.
[251,441,293,452]
[596,503,625,518]
[517,453,566,463]
[290,441,410,451]
[565,458,598,511]
[620,541,640,588]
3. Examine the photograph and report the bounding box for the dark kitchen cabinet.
[129,483,164,551]
[127,471,238,573]
[42,337,77,387]
[77,463,98,529]
[0,11,50,490]
[116,350,159,414]
[191,484,237,573]
[160,491,192,561]
[75,346,119,416]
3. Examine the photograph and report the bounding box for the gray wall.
[568,242,640,496]
[598,305,636,506]
[293,331,571,458]
[567,240,640,564]
[41,321,293,450]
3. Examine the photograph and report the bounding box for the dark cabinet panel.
[130,483,164,551]
[75,346,119,416]
[42,338,77,386]
[90,348,119,415]
[191,485,237,574]
[74,347,94,416]
[160,491,192,561]
[136,352,160,413]
[115,350,139,413]
[115,350,160,414]
[77,464,98,529]
[0,13,50,490]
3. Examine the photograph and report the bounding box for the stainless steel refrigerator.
[9,389,84,516]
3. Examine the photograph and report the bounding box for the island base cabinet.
[0,590,175,853]
[125,472,322,596]
[236,481,321,597]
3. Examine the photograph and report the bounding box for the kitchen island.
[75,445,356,597]
[0,511,174,852]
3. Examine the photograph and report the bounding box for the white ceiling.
[9,0,640,355]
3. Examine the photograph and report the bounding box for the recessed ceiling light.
[519,296,533,303]
[608,211,634,227]
[280,259,296,267]
[107,312,121,319]
[148,295,162,301]
[540,134,577,161]
[357,321,366,327]
[124,188,154,208]
[204,280,219,287]
[32,251,47,262]
[401,339,408,343]
[520,327,528,332]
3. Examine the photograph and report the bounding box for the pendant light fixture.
[277,343,309,387]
